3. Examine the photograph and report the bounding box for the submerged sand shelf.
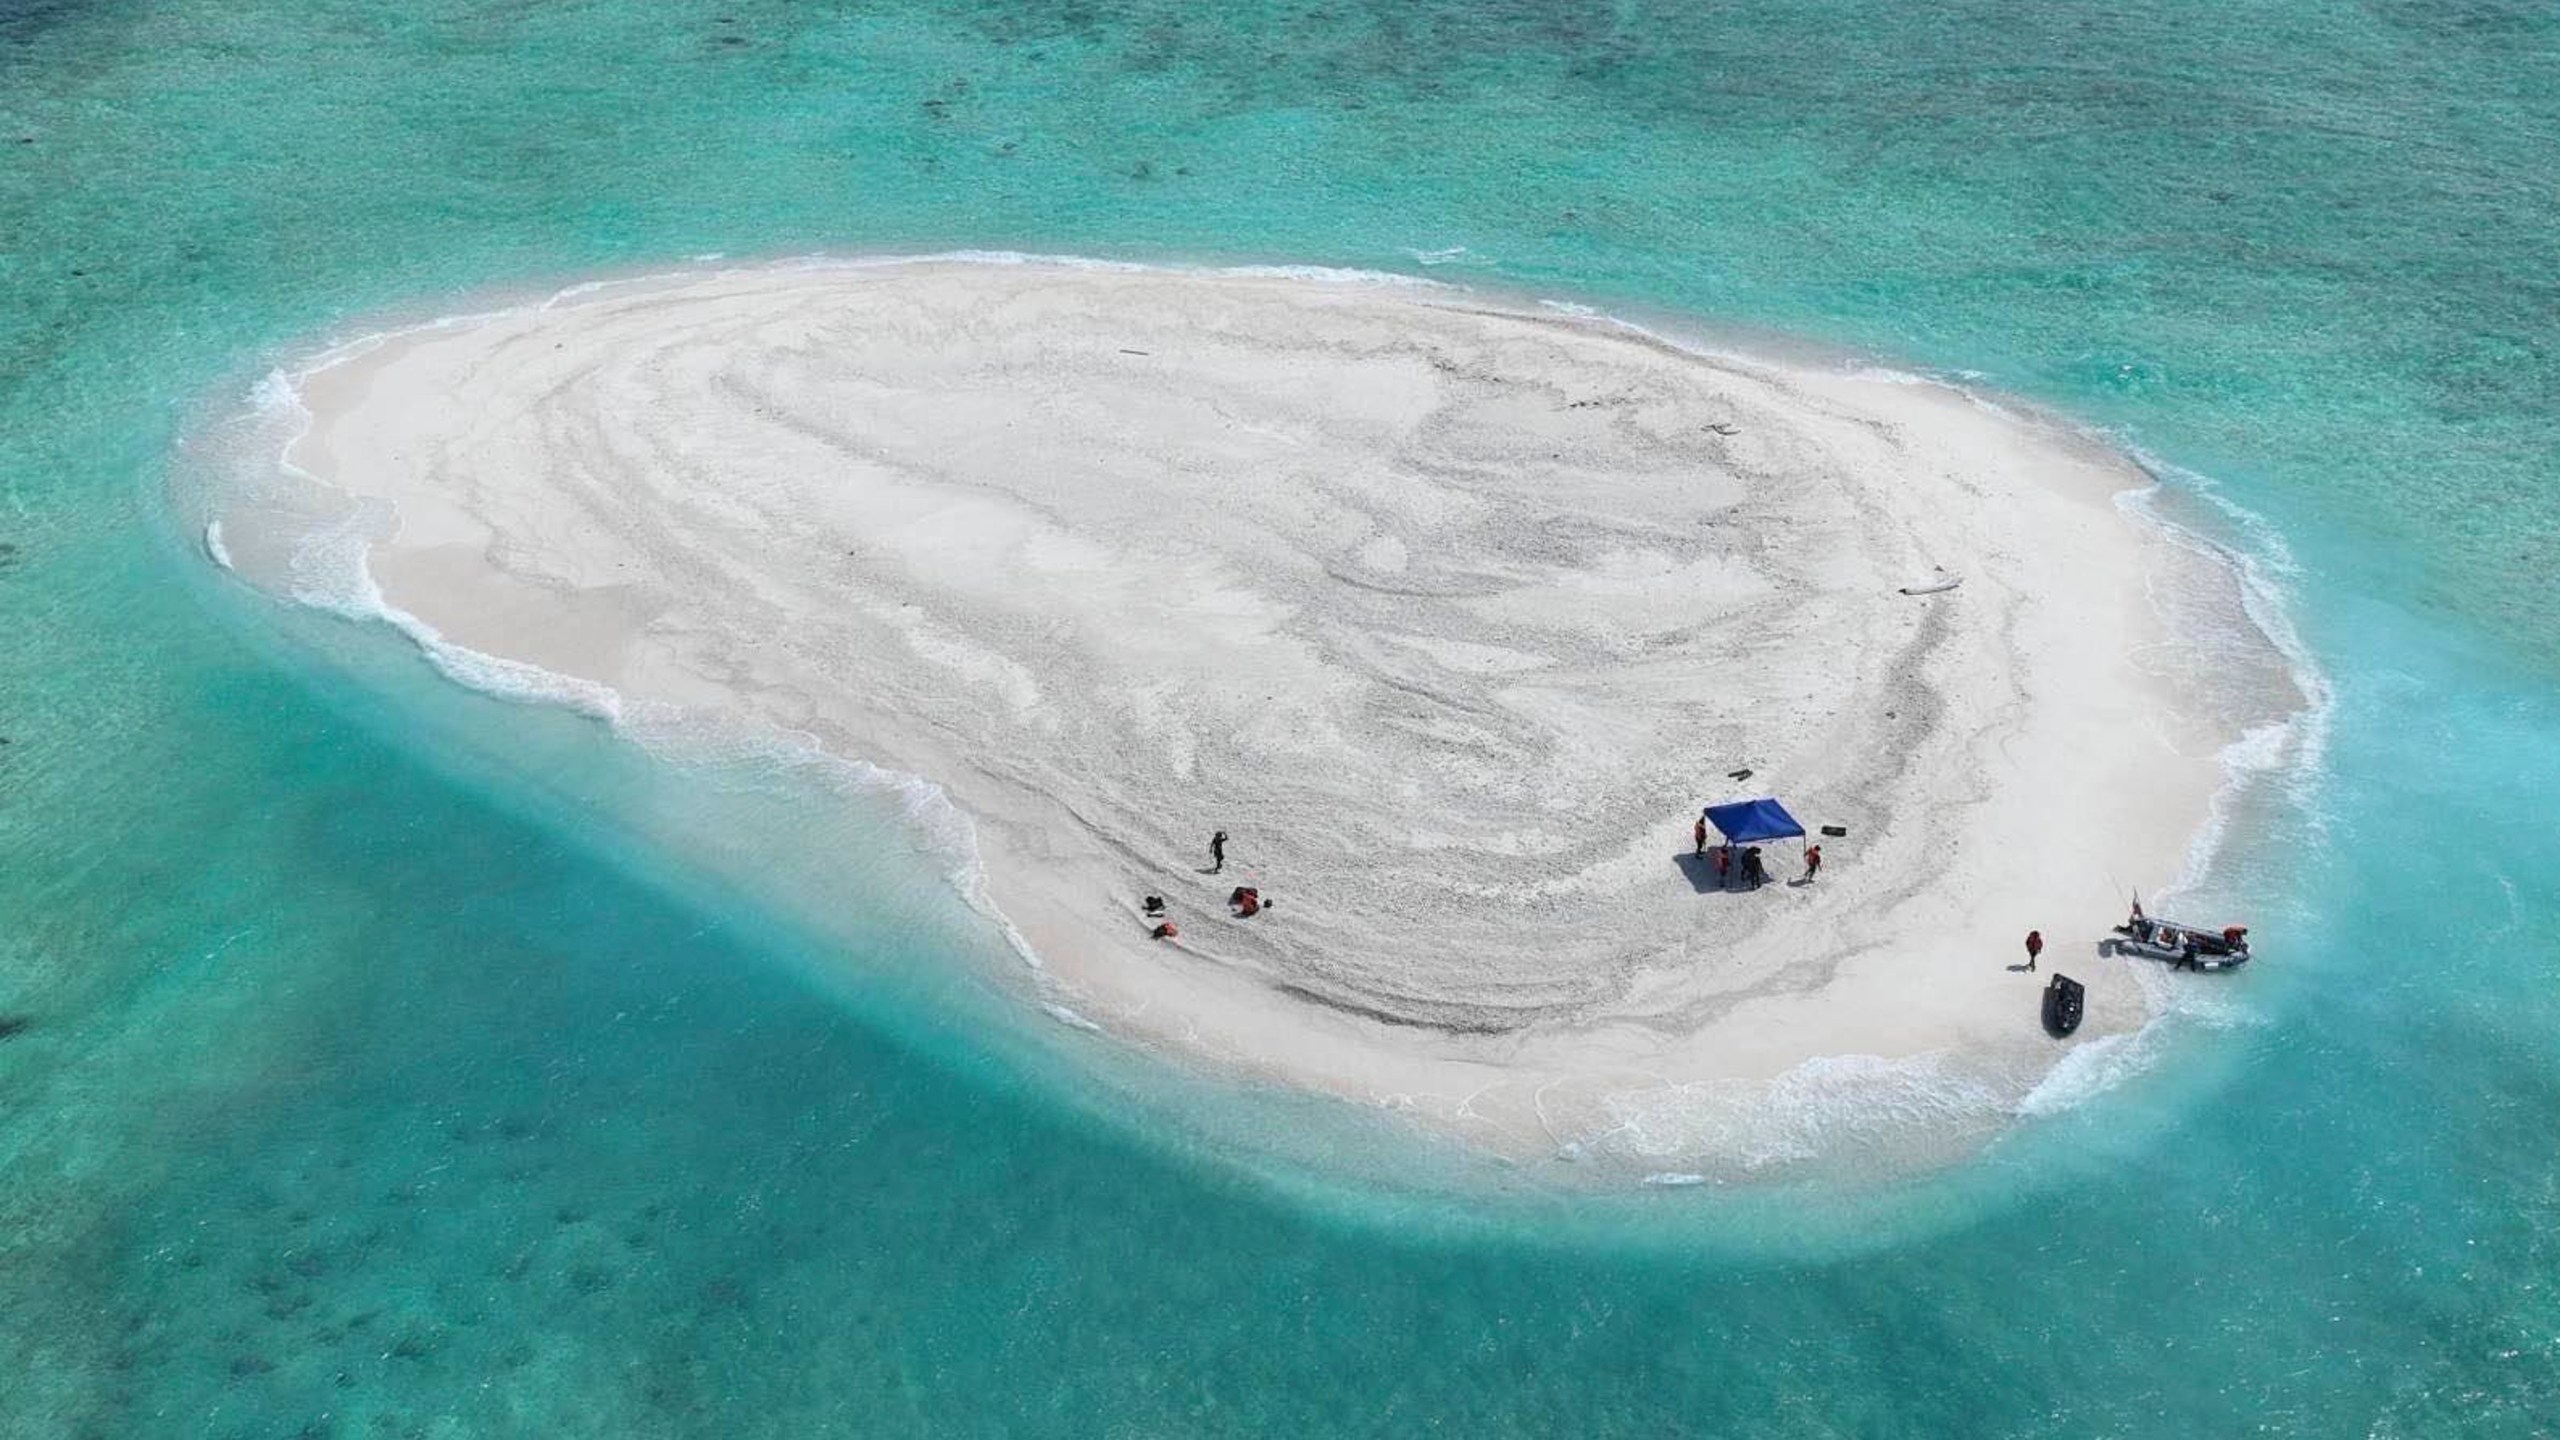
[206,259,2295,1172]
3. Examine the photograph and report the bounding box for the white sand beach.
[216,260,2268,1169]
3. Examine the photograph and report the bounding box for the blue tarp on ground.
[1702,797,1805,844]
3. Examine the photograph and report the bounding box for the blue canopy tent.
[1700,798,1805,889]
[1701,798,1804,846]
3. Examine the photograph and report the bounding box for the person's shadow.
[2016,939,2115,972]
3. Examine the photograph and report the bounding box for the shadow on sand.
[1672,852,1773,896]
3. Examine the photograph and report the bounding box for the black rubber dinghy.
[2042,973,2086,1037]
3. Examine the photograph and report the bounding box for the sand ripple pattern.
[240,262,2268,1168]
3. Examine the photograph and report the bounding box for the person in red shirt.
[2024,930,2044,971]
[1803,844,1823,882]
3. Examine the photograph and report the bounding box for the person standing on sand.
[1803,844,1822,882]
[1210,829,1228,873]
[2024,929,2044,971]
[1694,816,1709,856]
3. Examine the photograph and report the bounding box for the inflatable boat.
[2111,916,2251,970]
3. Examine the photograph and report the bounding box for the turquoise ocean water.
[4,0,2558,1434]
